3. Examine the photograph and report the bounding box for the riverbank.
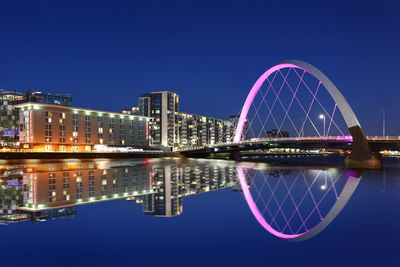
[0,151,175,159]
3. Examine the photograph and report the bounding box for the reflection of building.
[0,172,25,224]
[27,207,77,223]
[141,165,182,217]
[137,161,237,217]
[138,91,237,150]
[268,169,291,177]
[0,159,238,224]
[19,161,153,211]
[15,103,152,151]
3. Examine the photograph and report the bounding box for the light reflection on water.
[1,157,400,265]
[0,157,398,239]
[0,158,239,224]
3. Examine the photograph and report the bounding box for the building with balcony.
[137,91,237,150]
[139,91,179,147]
[14,103,152,152]
[0,89,71,147]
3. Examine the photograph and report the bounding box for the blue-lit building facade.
[0,89,71,147]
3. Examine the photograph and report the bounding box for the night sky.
[0,0,399,135]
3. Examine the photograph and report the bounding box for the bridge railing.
[366,136,400,140]
[178,136,354,152]
[177,135,400,152]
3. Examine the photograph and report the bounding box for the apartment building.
[15,103,152,152]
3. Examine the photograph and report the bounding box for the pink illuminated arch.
[233,60,361,142]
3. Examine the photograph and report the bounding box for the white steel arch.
[233,60,361,142]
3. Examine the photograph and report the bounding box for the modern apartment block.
[0,89,71,147]
[138,91,179,147]
[137,91,237,150]
[14,103,152,152]
[175,112,236,149]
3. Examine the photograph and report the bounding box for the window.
[85,115,91,143]
[48,172,56,202]
[45,113,52,143]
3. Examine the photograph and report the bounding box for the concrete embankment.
[0,151,167,160]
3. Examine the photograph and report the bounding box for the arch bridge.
[180,60,398,169]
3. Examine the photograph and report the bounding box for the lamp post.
[380,109,385,138]
[319,114,325,138]
[299,118,304,138]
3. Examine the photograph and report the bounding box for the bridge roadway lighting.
[319,114,326,138]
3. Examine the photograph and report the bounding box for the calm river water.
[0,157,399,266]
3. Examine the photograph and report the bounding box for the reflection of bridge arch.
[236,165,362,241]
[233,60,380,169]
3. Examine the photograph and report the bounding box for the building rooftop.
[14,102,152,120]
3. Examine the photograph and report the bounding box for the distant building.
[120,106,139,116]
[25,89,72,107]
[137,91,236,150]
[266,129,290,138]
[15,102,151,152]
[229,114,248,141]
[0,90,25,147]
[175,112,235,148]
[0,89,71,147]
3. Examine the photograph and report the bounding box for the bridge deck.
[179,136,400,155]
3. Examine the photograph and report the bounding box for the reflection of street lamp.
[321,172,327,190]
[319,114,325,138]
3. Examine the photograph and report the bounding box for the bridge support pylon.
[345,126,382,169]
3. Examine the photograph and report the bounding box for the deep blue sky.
[0,0,399,135]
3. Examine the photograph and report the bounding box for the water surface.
[0,158,399,266]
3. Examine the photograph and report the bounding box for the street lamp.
[319,114,325,138]
[380,109,385,138]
